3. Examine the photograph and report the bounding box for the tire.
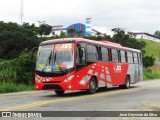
[119,76,130,89]
[86,77,97,94]
[55,90,65,95]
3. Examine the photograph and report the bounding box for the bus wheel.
[86,77,97,94]
[55,90,65,95]
[119,76,130,89]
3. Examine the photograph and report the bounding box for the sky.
[0,0,160,34]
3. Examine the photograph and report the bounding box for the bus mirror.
[31,47,38,60]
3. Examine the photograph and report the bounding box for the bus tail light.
[64,75,74,82]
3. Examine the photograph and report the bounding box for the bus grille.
[42,84,63,90]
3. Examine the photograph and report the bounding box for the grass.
[0,83,35,94]
[138,39,160,61]
[137,39,160,80]
[143,65,160,80]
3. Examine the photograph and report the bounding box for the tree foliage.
[68,28,76,37]
[0,22,39,59]
[0,49,35,85]
[154,30,160,38]
[85,34,112,41]
[76,30,82,37]
[38,23,52,36]
[60,31,67,38]
[112,29,146,50]
[143,56,156,68]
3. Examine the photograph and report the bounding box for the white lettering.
[116,65,122,71]
[119,113,127,116]
[149,113,157,117]
[60,44,72,49]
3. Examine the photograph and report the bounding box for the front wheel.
[119,76,130,89]
[86,77,97,94]
[55,90,65,95]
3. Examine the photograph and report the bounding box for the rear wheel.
[119,76,130,89]
[55,90,65,95]
[86,77,97,94]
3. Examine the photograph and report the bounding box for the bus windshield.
[36,43,74,72]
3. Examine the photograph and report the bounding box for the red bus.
[35,38,142,95]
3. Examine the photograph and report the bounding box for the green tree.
[112,29,146,50]
[96,32,101,36]
[60,31,67,38]
[76,30,82,37]
[84,34,112,41]
[103,34,111,40]
[154,30,160,38]
[68,28,76,37]
[0,22,39,59]
[22,23,39,35]
[38,23,52,36]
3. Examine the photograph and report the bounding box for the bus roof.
[40,38,141,52]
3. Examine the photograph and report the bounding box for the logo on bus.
[114,65,122,73]
[55,43,74,50]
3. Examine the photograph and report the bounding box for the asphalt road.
[0,79,160,120]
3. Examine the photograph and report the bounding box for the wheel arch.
[126,74,131,83]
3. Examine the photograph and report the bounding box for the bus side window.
[111,49,118,62]
[133,53,138,64]
[87,45,99,62]
[127,52,133,63]
[101,47,109,61]
[120,50,126,63]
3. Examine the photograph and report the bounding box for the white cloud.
[0,0,160,34]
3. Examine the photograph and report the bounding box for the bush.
[143,65,160,80]
[0,49,36,85]
[143,70,160,80]
[0,59,17,83]
[142,55,155,68]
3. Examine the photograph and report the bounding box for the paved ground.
[0,79,160,120]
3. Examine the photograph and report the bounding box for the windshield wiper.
[54,52,60,65]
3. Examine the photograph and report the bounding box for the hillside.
[138,39,160,61]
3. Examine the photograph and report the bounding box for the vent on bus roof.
[100,41,121,46]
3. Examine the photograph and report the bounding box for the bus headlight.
[35,77,41,83]
[64,75,74,82]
